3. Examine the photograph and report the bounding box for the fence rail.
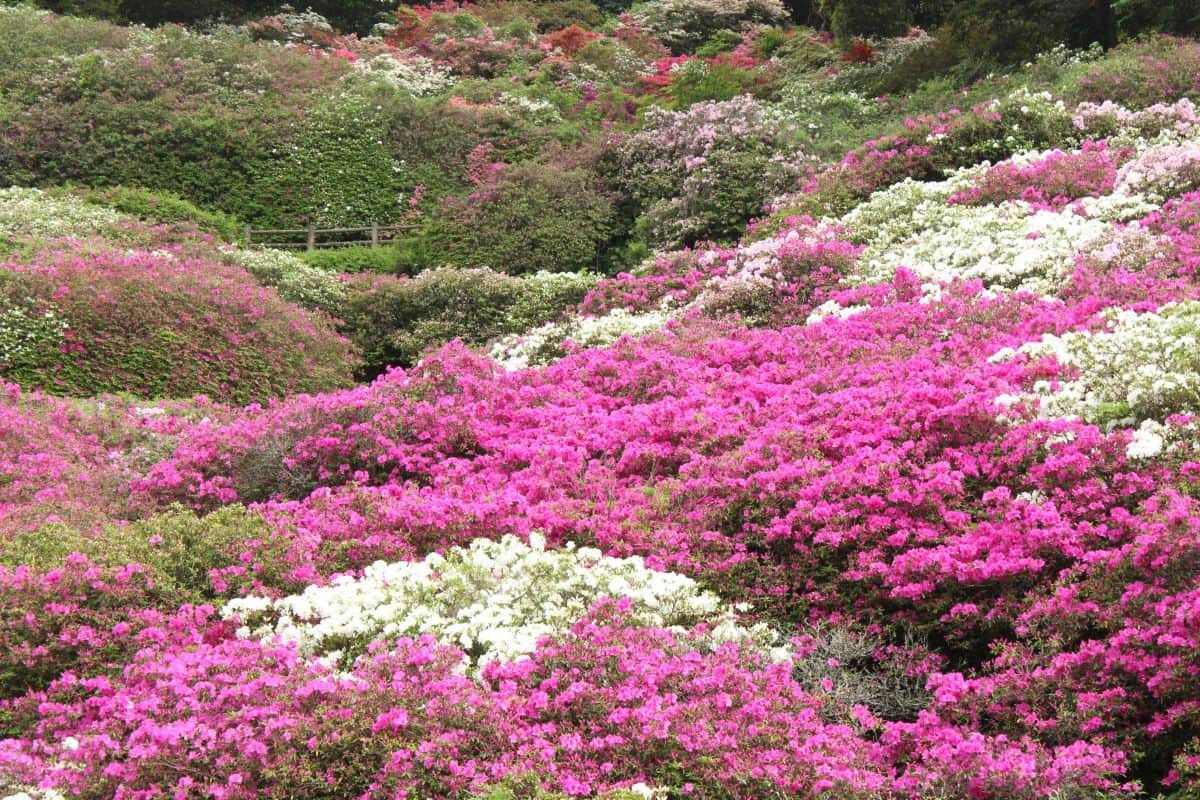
[244,222,414,250]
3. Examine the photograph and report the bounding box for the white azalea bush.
[350,53,455,97]
[221,247,346,313]
[834,152,1165,294]
[224,534,781,666]
[0,187,125,241]
[490,306,672,371]
[0,305,67,367]
[839,171,980,253]
[854,200,1109,293]
[1015,301,1200,430]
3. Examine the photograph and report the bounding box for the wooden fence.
[243,222,414,250]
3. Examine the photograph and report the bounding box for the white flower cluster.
[221,246,345,312]
[351,53,455,97]
[489,306,672,371]
[1015,302,1200,430]
[499,92,563,124]
[805,299,869,325]
[225,534,779,666]
[840,171,979,252]
[779,84,881,140]
[0,305,67,366]
[853,198,1107,293]
[0,187,125,241]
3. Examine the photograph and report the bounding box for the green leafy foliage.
[1,504,287,601]
[341,267,597,375]
[431,162,616,275]
[820,0,910,44]
[70,185,243,242]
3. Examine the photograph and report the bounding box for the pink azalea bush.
[0,244,358,404]
[949,141,1127,209]
[0,601,1129,799]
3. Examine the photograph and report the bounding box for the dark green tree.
[1113,0,1200,35]
[945,0,1115,63]
[819,0,912,42]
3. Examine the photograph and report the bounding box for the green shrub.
[633,0,789,53]
[70,185,243,242]
[245,91,408,228]
[931,88,1079,167]
[531,0,602,32]
[666,58,759,107]
[341,267,597,375]
[431,162,615,275]
[820,0,910,43]
[294,245,404,274]
[0,22,348,224]
[694,28,743,56]
[1,504,288,601]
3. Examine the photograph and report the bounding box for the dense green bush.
[245,91,410,229]
[295,245,404,274]
[341,267,597,375]
[633,0,789,52]
[1,504,287,601]
[0,17,350,223]
[819,0,910,43]
[431,162,616,275]
[70,185,243,242]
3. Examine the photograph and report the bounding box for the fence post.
[371,222,379,247]
[306,223,316,251]
[243,225,252,248]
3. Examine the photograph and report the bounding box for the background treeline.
[30,0,1200,52]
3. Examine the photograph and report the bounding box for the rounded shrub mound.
[0,244,358,404]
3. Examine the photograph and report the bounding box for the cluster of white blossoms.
[499,92,563,124]
[832,147,1166,294]
[855,199,1109,293]
[840,171,980,254]
[225,534,781,666]
[0,187,125,240]
[351,53,456,97]
[1009,302,1200,436]
[489,306,673,371]
[221,246,346,312]
[0,305,67,366]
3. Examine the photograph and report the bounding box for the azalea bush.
[0,245,358,403]
[612,96,812,248]
[226,533,781,665]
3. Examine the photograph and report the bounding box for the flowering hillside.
[4,4,1200,800]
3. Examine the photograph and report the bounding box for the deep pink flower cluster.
[0,601,1129,799]
[949,141,1126,210]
